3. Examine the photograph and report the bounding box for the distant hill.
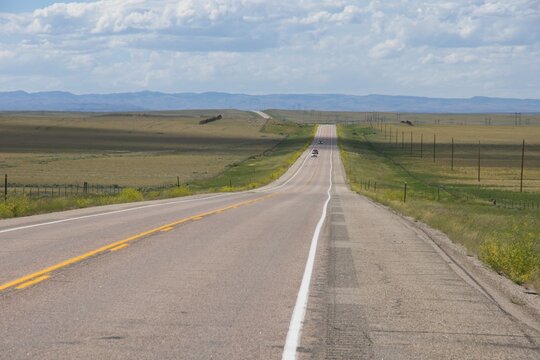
[1,91,539,113]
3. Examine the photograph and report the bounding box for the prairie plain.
[0,110,280,187]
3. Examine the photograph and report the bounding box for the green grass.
[145,117,314,195]
[338,124,540,289]
[0,115,314,219]
[0,188,145,218]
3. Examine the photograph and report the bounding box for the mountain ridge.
[1,91,539,113]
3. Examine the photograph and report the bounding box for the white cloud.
[0,49,15,59]
[293,5,365,25]
[0,0,538,98]
[369,39,405,59]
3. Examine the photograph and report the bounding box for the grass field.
[340,124,540,290]
[0,110,314,218]
[367,123,540,192]
[267,109,540,126]
[270,110,540,290]
[0,110,282,187]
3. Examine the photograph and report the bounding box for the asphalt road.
[1,125,539,359]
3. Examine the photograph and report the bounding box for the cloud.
[292,5,366,25]
[4,1,538,48]
[420,51,479,65]
[369,39,405,59]
[0,0,538,98]
[0,49,15,59]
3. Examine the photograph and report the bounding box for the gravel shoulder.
[300,138,540,359]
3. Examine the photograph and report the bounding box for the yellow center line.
[160,227,174,232]
[110,244,129,252]
[0,193,277,293]
[15,275,50,290]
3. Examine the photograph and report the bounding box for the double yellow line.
[0,193,276,293]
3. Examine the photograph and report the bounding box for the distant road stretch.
[252,110,272,119]
[1,125,538,359]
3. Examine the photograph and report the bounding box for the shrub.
[219,186,234,192]
[14,196,32,216]
[480,228,540,284]
[74,197,93,208]
[167,186,191,198]
[0,196,32,218]
[0,202,13,218]
[118,188,144,202]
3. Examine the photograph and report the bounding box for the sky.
[0,0,539,98]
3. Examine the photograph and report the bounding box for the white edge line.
[265,146,311,191]
[0,193,233,235]
[282,126,333,360]
[258,126,319,192]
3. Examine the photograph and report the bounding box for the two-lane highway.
[0,125,335,359]
[2,124,539,359]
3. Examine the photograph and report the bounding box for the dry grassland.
[0,110,279,186]
[376,123,540,191]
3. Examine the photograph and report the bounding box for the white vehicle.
[311,149,319,157]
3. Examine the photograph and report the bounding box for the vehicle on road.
[311,149,319,157]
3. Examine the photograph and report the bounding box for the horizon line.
[2,90,540,101]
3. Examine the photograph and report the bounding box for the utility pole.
[433,134,436,163]
[477,141,481,182]
[520,139,525,192]
[451,137,454,171]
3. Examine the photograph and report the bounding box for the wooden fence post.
[403,182,407,202]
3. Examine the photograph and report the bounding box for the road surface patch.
[330,224,349,241]
[328,247,359,288]
[326,303,373,359]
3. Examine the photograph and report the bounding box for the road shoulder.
[300,153,540,359]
